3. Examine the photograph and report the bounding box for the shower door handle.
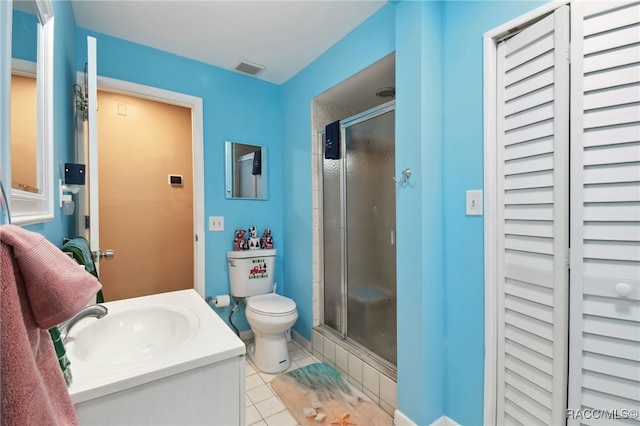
[391,231,395,245]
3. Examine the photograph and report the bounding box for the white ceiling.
[71,0,388,85]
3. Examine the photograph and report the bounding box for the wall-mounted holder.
[393,168,412,185]
[59,179,82,209]
[57,162,85,213]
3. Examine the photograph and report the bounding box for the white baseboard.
[430,416,461,426]
[394,409,417,426]
[393,411,460,426]
[291,329,312,351]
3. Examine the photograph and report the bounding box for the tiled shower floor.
[244,340,321,426]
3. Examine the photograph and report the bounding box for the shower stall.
[321,102,396,366]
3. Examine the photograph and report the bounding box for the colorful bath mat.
[270,362,393,426]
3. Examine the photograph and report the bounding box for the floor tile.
[247,384,275,404]
[255,396,286,419]
[246,373,265,390]
[245,405,261,425]
[289,348,307,361]
[264,409,299,426]
[246,363,257,376]
[258,371,279,383]
[294,355,317,368]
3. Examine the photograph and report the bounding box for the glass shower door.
[344,109,396,365]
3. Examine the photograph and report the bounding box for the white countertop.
[67,289,245,404]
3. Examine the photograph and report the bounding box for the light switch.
[209,216,224,231]
[466,190,483,216]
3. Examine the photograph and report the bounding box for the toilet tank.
[227,249,276,297]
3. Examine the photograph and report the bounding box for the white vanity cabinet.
[67,290,246,426]
[74,355,245,426]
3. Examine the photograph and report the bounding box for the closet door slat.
[583,3,640,35]
[505,103,554,132]
[582,25,640,55]
[583,84,640,110]
[504,136,553,160]
[504,220,554,238]
[583,202,640,221]
[584,64,640,92]
[505,120,554,146]
[504,52,554,88]
[583,44,640,73]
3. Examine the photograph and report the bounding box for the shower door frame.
[320,100,397,369]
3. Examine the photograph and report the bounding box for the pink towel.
[1,225,102,426]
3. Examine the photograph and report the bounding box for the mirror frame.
[2,0,54,225]
[225,141,268,200]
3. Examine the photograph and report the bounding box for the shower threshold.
[314,325,397,382]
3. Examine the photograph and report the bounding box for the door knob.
[93,249,115,261]
[614,282,632,298]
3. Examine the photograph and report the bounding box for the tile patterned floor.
[244,340,321,426]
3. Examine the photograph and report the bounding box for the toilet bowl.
[227,249,298,373]
[245,293,297,373]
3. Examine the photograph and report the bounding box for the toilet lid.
[246,294,296,315]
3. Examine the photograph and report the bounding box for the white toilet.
[227,249,298,373]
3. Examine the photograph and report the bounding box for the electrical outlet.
[209,216,224,231]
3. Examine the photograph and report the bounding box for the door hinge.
[565,248,570,268]
[566,42,571,63]
[85,215,90,229]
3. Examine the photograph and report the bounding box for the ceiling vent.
[235,59,265,76]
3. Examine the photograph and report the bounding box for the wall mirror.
[4,0,54,224]
[225,141,267,200]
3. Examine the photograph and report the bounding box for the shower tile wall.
[310,100,397,418]
[312,329,397,416]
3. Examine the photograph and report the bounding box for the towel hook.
[393,168,412,185]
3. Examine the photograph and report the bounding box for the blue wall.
[74,29,284,331]
[441,2,544,424]
[280,4,395,341]
[11,9,38,62]
[395,1,445,423]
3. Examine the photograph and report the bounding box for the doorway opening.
[76,76,205,300]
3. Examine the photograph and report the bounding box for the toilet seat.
[246,293,296,316]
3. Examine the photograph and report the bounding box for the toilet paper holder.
[205,294,231,308]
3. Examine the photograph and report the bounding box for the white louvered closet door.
[495,6,570,425]
[568,1,640,424]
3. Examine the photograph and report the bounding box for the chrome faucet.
[58,304,108,342]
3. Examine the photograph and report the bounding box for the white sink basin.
[67,303,199,365]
